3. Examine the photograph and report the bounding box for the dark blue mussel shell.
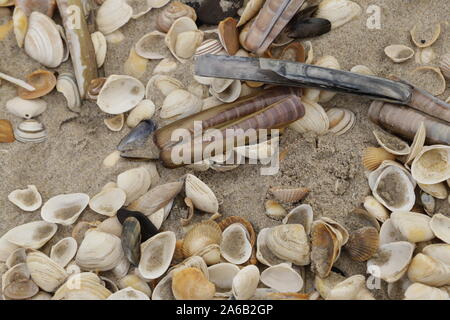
[117,208,158,241]
[288,17,331,39]
[117,120,158,152]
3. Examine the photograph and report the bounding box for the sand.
[0,0,449,299]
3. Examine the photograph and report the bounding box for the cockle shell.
[89,187,126,216]
[373,129,410,156]
[14,119,47,143]
[345,227,379,262]
[404,283,449,300]
[165,17,203,63]
[12,7,27,48]
[362,147,396,171]
[50,237,78,268]
[2,221,57,249]
[172,267,215,300]
[390,211,434,243]
[289,98,329,135]
[24,12,64,68]
[149,74,184,97]
[26,251,67,292]
[220,223,252,265]
[160,89,203,120]
[56,73,81,113]
[91,31,107,68]
[260,263,303,293]
[430,214,450,244]
[410,23,441,48]
[76,230,124,271]
[104,114,124,132]
[267,224,310,266]
[8,185,42,212]
[384,45,414,63]
[256,228,287,266]
[117,166,151,205]
[97,75,145,114]
[411,145,450,184]
[269,186,310,203]
[126,100,155,128]
[232,265,260,300]
[185,174,219,214]
[316,0,361,29]
[407,253,450,287]
[139,231,176,279]
[367,241,415,283]
[6,97,47,120]
[135,31,169,60]
[156,1,197,33]
[326,108,355,136]
[96,0,132,35]
[107,287,149,300]
[41,193,90,225]
[182,220,222,258]
[363,195,389,222]
[53,272,112,300]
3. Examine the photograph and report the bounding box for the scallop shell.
[117,166,151,205]
[41,193,90,225]
[195,39,223,56]
[135,31,169,60]
[24,12,64,68]
[440,53,450,79]
[76,230,124,271]
[237,0,264,27]
[182,220,222,258]
[404,283,449,300]
[8,185,42,212]
[138,231,176,279]
[367,241,415,283]
[96,0,132,35]
[407,253,450,287]
[127,99,155,128]
[410,23,441,48]
[56,73,81,113]
[430,214,450,244]
[208,263,240,292]
[165,17,203,63]
[6,97,47,120]
[26,251,67,292]
[185,174,219,214]
[316,0,362,29]
[91,31,107,68]
[220,223,252,265]
[267,224,310,266]
[289,98,329,135]
[89,187,126,217]
[50,237,78,268]
[363,195,389,223]
[104,113,125,132]
[172,267,215,300]
[160,89,203,120]
[3,221,57,249]
[345,227,379,262]
[232,265,260,300]
[310,220,340,278]
[12,7,27,48]
[362,147,396,171]
[384,45,414,63]
[264,200,287,221]
[327,108,355,136]
[411,145,450,184]
[269,186,310,203]
[260,263,303,293]
[156,1,197,33]
[123,47,148,79]
[373,129,410,155]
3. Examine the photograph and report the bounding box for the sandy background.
[0,0,449,299]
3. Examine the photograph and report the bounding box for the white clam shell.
[429,214,450,244]
[135,31,169,60]
[91,31,107,68]
[350,65,375,76]
[404,283,449,300]
[384,44,415,63]
[256,228,289,267]
[282,204,314,234]
[289,99,329,135]
[390,211,434,243]
[147,0,170,8]
[160,89,203,120]
[111,256,130,279]
[96,0,132,35]
[260,263,304,293]
[363,195,389,223]
[316,0,362,29]
[327,275,374,300]
[327,108,355,136]
[153,57,178,74]
[185,174,219,214]
[76,230,124,271]
[220,223,252,265]
[41,193,90,225]
[118,274,152,297]
[423,244,450,265]
[165,17,202,63]
[232,265,260,300]
[26,251,68,292]
[367,241,415,283]
[8,185,42,212]
[407,253,450,287]
[14,119,47,143]
[417,182,448,200]
[379,218,406,245]
[3,221,57,249]
[50,237,78,268]
[6,97,47,119]
[12,6,27,48]
[24,12,64,68]
[126,100,155,128]
[53,272,112,300]
[116,166,151,205]
[139,231,176,280]
[89,187,126,217]
[209,79,241,103]
[98,216,123,238]
[105,29,125,44]
[207,263,240,292]
[97,75,145,115]
[411,145,450,184]
[373,129,410,156]
[0,237,19,262]
[266,224,310,266]
[149,74,184,97]
[151,272,175,300]
[56,73,81,113]
[107,287,150,300]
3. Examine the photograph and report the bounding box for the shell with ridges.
[232,265,260,300]
[267,224,310,266]
[327,108,355,136]
[172,267,215,300]
[26,251,68,292]
[135,31,169,60]
[116,166,151,205]
[14,119,47,143]
[160,89,203,120]
[289,98,329,135]
[345,227,379,261]
[269,186,310,203]
[182,220,222,258]
[362,147,396,171]
[96,0,132,35]
[185,174,219,214]
[56,73,81,113]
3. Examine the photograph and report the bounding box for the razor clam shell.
[56,73,81,113]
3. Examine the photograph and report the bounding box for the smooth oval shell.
[289,98,329,135]
[316,0,361,29]
[327,107,355,136]
[6,97,47,119]
[185,174,219,214]
[50,237,78,268]
[260,263,303,293]
[232,265,260,300]
[411,145,450,184]
[160,89,203,120]
[89,187,126,217]
[17,69,56,100]
[373,129,410,155]
[384,44,414,63]
[139,231,176,279]
[117,166,151,205]
[165,17,202,63]
[220,223,252,265]
[410,23,441,48]
[256,228,288,267]
[96,0,132,34]
[407,253,450,287]
[8,185,42,212]
[135,31,169,60]
[404,283,449,300]
[107,287,149,300]
[440,53,450,79]
[41,193,89,225]
[104,114,124,132]
[91,31,107,68]
[0,119,15,143]
[391,211,434,243]
[208,263,240,291]
[56,73,81,112]
[430,214,450,244]
[26,251,67,292]
[3,221,57,249]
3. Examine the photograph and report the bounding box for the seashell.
[172,267,215,300]
[53,272,112,300]
[98,216,123,238]
[8,185,42,212]
[6,97,47,120]
[378,217,406,245]
[3,221,57,249]
[310,220,340,278]
[269,186,310,203]
[105,29,124,43]
[320,217,349,247]
[17,69,56,100]
[151,272,175,300]
[192,243,220,265]
[408,253,450,287]
[326,108,355,136]
[0,119,14,143]
[345,227,379,262]
[420,192,435,216]
[117,166,151,205]
[4,276,39,300]
[171,255,209,278]
[0,237,19,263]
[97,75,145,115]
[256,228,287,266]
[430,214,450,244]
[76,230,124,271]
[24,12,64,68]
[440,53,450,79]
[367,241,415,283]
[232,265,260,300]
[1,263,31,296]
[210,79,242,103]
[316,0,361,29]
[411,145,450,184]
[404,283,449,300]
[195,39,223,56]
[283,204,313,233]
[149,75,184,98]
[117,119,158,155]
[211,78,234,94]
[264,200,287,221]
[363,195,389,223]
[218,216,256,262]
[26,251,68,292]
[104,114,125,132]
[30,291,53,300]
[410,23,441,48]
[326,275,374,300]
[118,274,151,297]
[384,45,414,63]
[165,17,203,63]
[367,160,414,190]
[5,248,27,269]
[123,47,148,79]
[87,77,106,101]
[50,237,78,268]
[348,208,380,232]
[14,119,47,143]
[182,220,222,258]
[91,31,107,68]
[208,263,239,292]
[56,73,81,113]
[139,231,176,279]
[350,65,375,76]
[415,47,436,64]
[218,17,239,55]
[111,256,129,279]
[156,1,197,33]
[160,89,203,120]
[289,98,329,135]
[267,224,310,266]
[405,121,426,165]
[418,182,447,200]
[153,57,178,74]
[89,187,126,216]
[362,147,396,172]
[220,223,252,265]
[12,7,27,48]
[234,137,279,162]
[41,193,89,225]
[126,100,155,129]
[147,0,170,8]
[96,0,132,35]
[0,0,13,6]
[278,42,306,62]
[237,0,264,27]
[103,150,121,167]
[71,221,99,245]
[260,263,303,293]
[127,181,182,217]
[371,166,416,212]
[107,287,149,300]
[135,31,168,60]
[373,129,410,156]
[15,0,57,16]
[423,244,450,266]
[121,217,141,265]
[185,174,219,214]
[125,0,152,19]
[410,66,446,96]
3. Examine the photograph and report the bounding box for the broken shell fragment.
[264,200,287,221]
[172,267,215,300]
[362,147,396,171]
[56,73,81,113]
[269,186,310,203]
[91,31,107,68]
[260,263,303,293]
[384,45,414,63]
[8,185,42,212]
[89,187,126,216]
[139,231,176,279]
[6,97,47,119]
[430,214,450,244]
[153,57,178,74]
[267,224,310,266]
[14,119,47,143]
[50,237,78,268]
[135,31,169,60]
[96,0,132,35]
[220,223,252,265]
[411,145,450,184]
[123,48,148,79]
[345,227,379,262]
[185,174,219,214]
[232,265,260,300]
[410,23,441,48]
[0,119,14,143]
[316,0,362,29]
[41,193,90,225]
[156,1,197,33]
[405,121,426,165]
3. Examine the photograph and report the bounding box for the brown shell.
[181,220,222,258]
[87,77,107,101]
[218,17,239,55]
[347,208,380,231]
[279,42,305,62]
[269,186,310,203]
[0,119,15,143]
[362,147,396,171]
[171,267,215,300]
[17,69,56,100]
[345,227,379,262]
[311,220,340,278]
[156,1,197,33]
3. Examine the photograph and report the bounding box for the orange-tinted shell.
[0,119,15,143]
[18,69,56,100]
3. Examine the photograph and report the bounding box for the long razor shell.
[56,0,98,99]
